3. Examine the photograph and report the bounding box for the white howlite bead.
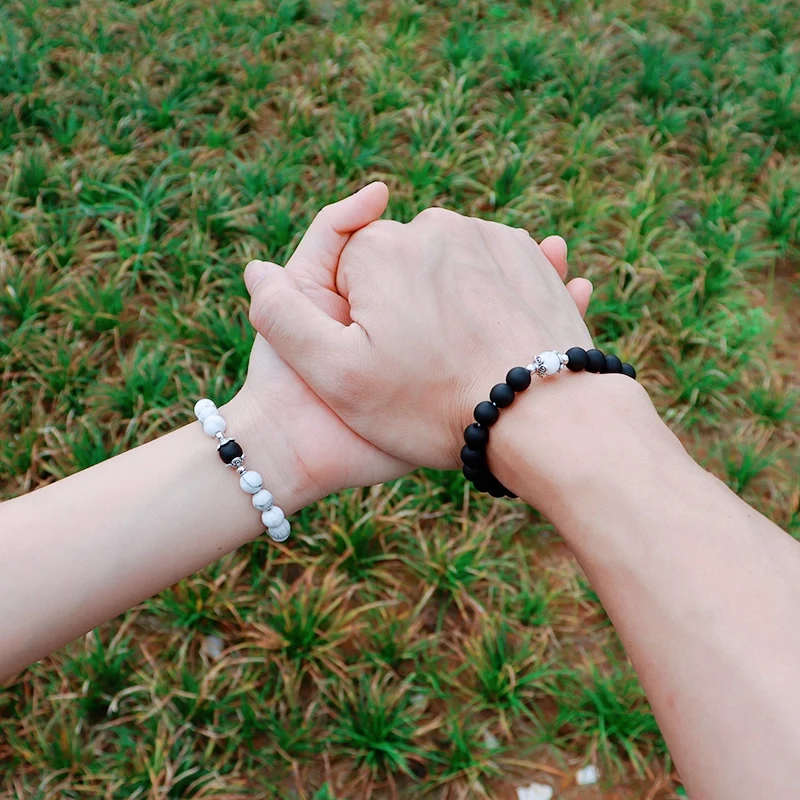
[534,350,563,378]
[267,519,291,542]
[239,470,263,494]
[251,489,274,511]
[202,414,227,437]
[539,350,561,375]
[194,398,217,421]
[261,505,285,528]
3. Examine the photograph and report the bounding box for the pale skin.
[247,185,800,799]
[1,184,798,798]
[0,187,575,675]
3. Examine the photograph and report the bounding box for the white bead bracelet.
[193,399,291,543]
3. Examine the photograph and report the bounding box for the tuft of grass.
[559,659,666,776]
[325,672,427,785]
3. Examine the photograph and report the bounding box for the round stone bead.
[621,362,637,379]
[464,423,489,450]
[239,470,263,494]
[261,505,285,528]
[462,464,484,482]
[251,489,274,511]
[604,354,623,373]
[585,349,605,374]
[489,383,515,408]
[473,475,491,492]
[460,445,485,467]
[474,401,499,427]
[565,347,587,372]
[194,398,217,422]
[267,519,291,543]
[202,414,227,437]
[535,350,563,377]
[488,481,507,498]
[506,366,532,392]
[217,439,243,464]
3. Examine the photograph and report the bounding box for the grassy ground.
[1,0,798,797]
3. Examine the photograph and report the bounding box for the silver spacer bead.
[230,456,245,469]
[236,465,247,475]
[560,351,569,366]
[215,431,225,441]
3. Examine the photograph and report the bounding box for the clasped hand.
[235,182,594,498]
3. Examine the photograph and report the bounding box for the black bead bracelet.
[461,347,638,498]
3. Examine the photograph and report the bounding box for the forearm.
[0,394,316,679]
[493,377,800,799]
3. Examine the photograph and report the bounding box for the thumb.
[246,260,366,396]
[288,181,389,286]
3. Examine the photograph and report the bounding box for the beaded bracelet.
[460,347,638,498]
[194,399,291,543]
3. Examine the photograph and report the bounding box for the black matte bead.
[604,354,623,373]
[506,366,532,392]
[464,423,489,449]
[217,439,243,464]
[473,475,492,493]
[489,383,515,408]
[488,482,507,498]
[621,362,637,380]
[585,348,605,373]
[474,400,500,427]
[460,445,485,467]
[565,346,587,372]
[463,464,484,482]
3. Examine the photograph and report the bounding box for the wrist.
[219,390,322,516]
[489,373,690,526]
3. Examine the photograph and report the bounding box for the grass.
[1,0,798,796]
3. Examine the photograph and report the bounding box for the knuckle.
[349,218,398,247]
[413,206,457,225]
[314,203,337,226]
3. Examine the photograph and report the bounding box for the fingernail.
[244,260,266,295]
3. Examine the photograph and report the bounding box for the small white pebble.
[482,730,500,749]
[239,470,263,494]
[517,783,553,800]
[201,635,225,661]
[575,764,600,786]
[410,692,427,707]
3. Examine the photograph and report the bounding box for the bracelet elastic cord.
[194,399,291,542]
[460,348,638,497]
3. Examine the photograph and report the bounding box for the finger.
[539,235,568,281]
[565,277,593,318]
[288,181,389,287]
[245,260,366,394]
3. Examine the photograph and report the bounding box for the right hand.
[245,186,594,469]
